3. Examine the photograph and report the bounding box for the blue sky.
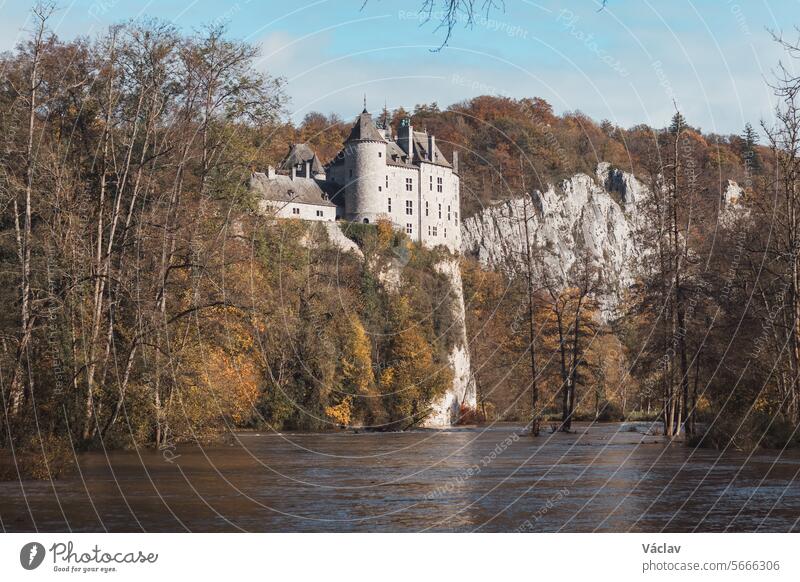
[1,0,799,134]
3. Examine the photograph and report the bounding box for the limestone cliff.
[321,224,477,428]
[461,163,644,317]
[424,258,478,427]
[460,163,746,320]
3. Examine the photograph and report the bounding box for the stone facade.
[259,108,462,253]
[329,109,461,253]
[249,167,337,221]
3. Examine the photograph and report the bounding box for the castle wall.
[261,199,336,221]
[333,126,461,253]
[380,165,421,243]
[418,162,460,253]
[344,141,386,224]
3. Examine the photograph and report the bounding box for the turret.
[343,109,387,224]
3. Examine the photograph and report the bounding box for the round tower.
[343,110,386,224]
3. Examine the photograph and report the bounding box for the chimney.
[403,119,413,160]
[267,165,276,179]
[452,151,459,174]
[305,160,310,178]
[428,134,435,162]
[291,165,296,180]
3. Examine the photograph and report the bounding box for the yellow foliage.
[376,218,395,248]
[380,367,395,387]
[325,396,353,426]
[343,318,374,394]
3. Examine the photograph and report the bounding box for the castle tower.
[343,109,387,224]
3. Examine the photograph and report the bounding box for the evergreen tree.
[669,111,688,134]
[741,122,762,174]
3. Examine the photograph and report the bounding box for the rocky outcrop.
[323,223,476,427]
[720,180,747,227]
[461,163,644,317]
[323,221,364,258]
[424,258,477,427]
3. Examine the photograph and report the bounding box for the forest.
[2,5,800,478]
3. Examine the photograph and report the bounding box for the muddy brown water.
[1,422,798,532]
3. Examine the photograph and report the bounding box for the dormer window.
[287,189,294,198]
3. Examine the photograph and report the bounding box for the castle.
[251,107,462,253]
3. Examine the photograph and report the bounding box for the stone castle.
[251,107,462,253]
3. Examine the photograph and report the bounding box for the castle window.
[405,177,412,191]
[425,201,429,216]
[438,204,442,219]
[405,200,413,215]
[292,207,300,215]
[378,186,382,192]
[444,228,447,238]
[447,205,451,221]
[388,197,392,212]
[432,226,438,236]
[378,151,382,158]
[437,176,443,193]
[316,210,323,217]
[406,223,412,234]
[427,225,431,236]
[429,176,433,191]
[385,176,389,188]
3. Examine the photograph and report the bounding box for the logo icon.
[20,542,46,570]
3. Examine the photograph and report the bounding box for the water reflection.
[1,423,798,532]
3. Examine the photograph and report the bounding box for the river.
[1,422,798,532]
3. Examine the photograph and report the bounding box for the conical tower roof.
[345,109,386,142]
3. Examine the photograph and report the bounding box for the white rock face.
[424,258,478,427]
[720,180,748,227]
[596,161,644,212]
[461,163,645,317]
[323,222,364,258]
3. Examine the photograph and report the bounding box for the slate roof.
[249,172,336,207]
[329,109,452,173]
[279,143,325,174]
[410,131,451,168]
[345,109,387,142]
